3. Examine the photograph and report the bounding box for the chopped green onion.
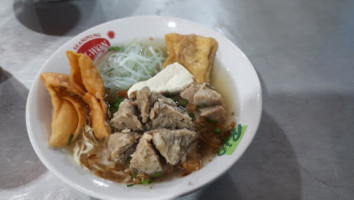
[140,179,151,185]
[110,121,115,126]
[110,97,125,113]
[188,112,195,119]
[196,104,208,110]
[114,97,125,107]
[108,46,123,51]
[110,107,117,113]
[132,173,137,178]
[170,97,177,102]
[221,137,229,144]
[214,127,222,134]
[154,171,162,177]
[181,99,188,107]
[67,134,74,145]
[126,184,134,187]
[164,92,172,97]
[206,118,219,123]
[126,156,132,164]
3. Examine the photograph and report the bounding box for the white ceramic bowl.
[26,16,262,200]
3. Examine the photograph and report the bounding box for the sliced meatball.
[180,83,202,104]
[133,87,166,124]
[136,87,151,123]
[149,92,164,106]
[181,83,222,106]
[107,130,141,162]
[193,84,222,106]
[111,99,143,131]
[151,128,198,165]
[129,133,162,175]
[149,98,194,130]
[199,105,226,121]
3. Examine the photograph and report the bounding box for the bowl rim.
[26,15,262,200]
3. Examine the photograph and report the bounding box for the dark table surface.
[1,0,354,199]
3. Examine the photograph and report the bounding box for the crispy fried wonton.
[41,73,81,147]
[164,33,218,83]
[49,99,78,147]
[83,93,110,140]
[62,95,88,142]
[66,51,107,114]
[41,51,110,146]
[40,72,83,96]
[66,51,86,94]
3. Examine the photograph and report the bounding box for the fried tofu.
[164,33,218,83]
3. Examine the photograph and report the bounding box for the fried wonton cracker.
[164,33,218,83]
[40,72,84,96]
[41,51,110,144]
[82,93,110,140]
[66,51,86,94]
[40,76,77,147]
[41,74,87,147]
[62,95,88,142]
[66,51,107,114]
[49,98,78,147]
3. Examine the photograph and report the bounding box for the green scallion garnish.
[214,127,222,134]
[114,97,124,107]
[188,112,195,119]
[127,184,134,187]
[154,171,162,177]
[67,134,74,145]
[206,118,219,123]
[110,97,125,113]
[140,179,151,185]
[196,103,207,110]
[126,156,132,164]
[181,99,188,107]
[108,46,123,51]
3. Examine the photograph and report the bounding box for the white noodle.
[72,125,97,166]
[96,41,166,91]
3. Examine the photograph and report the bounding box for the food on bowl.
[97,40,167,92]
[41,52,111,144]
[164,33,218,83]
[127,62,194,97]
[40,33,238,186]
[66,51,110,139]
[40,73,89,147]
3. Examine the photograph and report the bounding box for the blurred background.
[1,0,354,199]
